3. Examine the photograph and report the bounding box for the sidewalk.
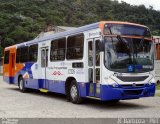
[156,89,160,97]
[156,90,160,92]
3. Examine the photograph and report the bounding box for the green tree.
[0,0,160,57]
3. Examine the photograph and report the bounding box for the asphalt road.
[0,76,160,118]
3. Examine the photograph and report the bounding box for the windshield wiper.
[117,35,130,49]
[116,35,134,61]
[108,26,112,35]
[137,36,144,50]
[108,26,116,51]
[117,35,124,42]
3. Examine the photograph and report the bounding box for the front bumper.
[100,83,155,101]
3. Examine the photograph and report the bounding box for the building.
[153,36,160,84]
[153,36,160,59]
[35,25,76,39]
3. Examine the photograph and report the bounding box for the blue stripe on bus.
[3,76,14,84]
[3,63,35,85]
[3,75,156,101]
[23,78,65,94]
[22,63,34,78]
[100,84,155,101]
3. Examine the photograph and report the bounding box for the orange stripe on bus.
[99,21,147,34]
[23,73,29,79]
[3,45,26,77]
[3,63,24,77]
[15,64,25,75]
[4,45,16,52]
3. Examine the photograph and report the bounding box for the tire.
[18,77,26,93]
[69,80,82,104]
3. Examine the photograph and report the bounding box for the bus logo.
[52,71,63,76]
[132,83,136,87]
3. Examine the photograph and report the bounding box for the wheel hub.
[70,85,77,100]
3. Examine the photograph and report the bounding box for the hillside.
[0,0,160,56]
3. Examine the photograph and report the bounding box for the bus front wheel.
[18,77,26,93]
[69,80,82,104]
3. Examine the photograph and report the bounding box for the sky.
[116,0,160,10]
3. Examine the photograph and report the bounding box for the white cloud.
[116,0,160,10]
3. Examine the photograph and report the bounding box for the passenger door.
[40,47,49,89]
[10,53,15,78]
[88,38,101,97]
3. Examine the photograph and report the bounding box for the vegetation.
[156,85,160,90]
[0,0,160,56]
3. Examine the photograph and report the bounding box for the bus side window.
[4,51,10,64]
[50,38,66,61]
[20,46,29,63]
[16,48,20,63]
[67,34,84,60]
[29,44,38,62]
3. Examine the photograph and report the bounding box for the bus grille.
[124,90,143,95]
[117,76,149,82]
[121,84,144,88]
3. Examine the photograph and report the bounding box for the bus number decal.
[68,69,75,74]
[76,69,84,74]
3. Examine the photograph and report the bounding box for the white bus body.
[3,21,156,103]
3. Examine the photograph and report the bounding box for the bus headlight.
[112,83,119,88]
[106,78,119,87]
[148,78,156,85]
[148,82,152,85]
[151,78,156,83]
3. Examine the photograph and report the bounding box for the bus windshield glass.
[104,36,154,73]
[104,24,151,37]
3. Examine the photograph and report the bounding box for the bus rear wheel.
[69,80,82,104]
[19,77,26,93]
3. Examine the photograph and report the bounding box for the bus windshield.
[104,24,151,37]
[104,36,154,73]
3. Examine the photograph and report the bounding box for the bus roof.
[5,21,148,50]
[99,21,147,31]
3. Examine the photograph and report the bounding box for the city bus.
[153,36,160,84]
[3,21,156,104]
